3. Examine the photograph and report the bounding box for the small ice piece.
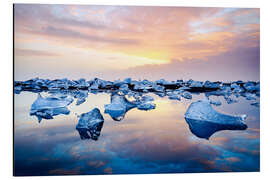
[14,85,22,94]
[231,83,245,94]
[184,100,247,139]
[220,85,231,94]
[168,93,181,100]
[244,82,260,92]
[119,84,130,94]
[189,80,203,88]
[178,86,191,91]
[47,82,60,90]
[76,108,104,140]
[137,103,156,110]
[89,81,99,90]
[181,91,192,99]
[155,79,170,85]
[30,94,73,122]
[203,81,220,89]
[152,84,165,92]
[250,102,260,107]
[123,78,131,84]
[75,78,89,89]
[141,95,154,102]
[224,95,237,104]
[133,83,152,91]
[209,99,222,106]
[104,93,137,121]
[75,90,88,105]
[243,92,257,101]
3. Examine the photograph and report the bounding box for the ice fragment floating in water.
[184,99,247,139]
[76,108,104,140]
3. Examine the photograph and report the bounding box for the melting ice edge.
[15,78,260,140]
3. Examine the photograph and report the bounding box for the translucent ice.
[76,108,104,140]
[250,102,260,107]
[104,93,137,121]
[224,95,238,104]
[243,92,257,101]
[30,93,73,122]
[203,81,220,89]
[184,99,247,139]
[189,80,203,88]
[137,103,156,110]
[244,82,260,92]
[74,91,88,105]
[181,91,192,99]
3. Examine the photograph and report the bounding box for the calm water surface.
[14,91,260,176]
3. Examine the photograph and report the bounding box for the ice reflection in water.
[14,90,260,175]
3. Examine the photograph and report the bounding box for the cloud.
[15,48,60,57]
[110,46,260,81]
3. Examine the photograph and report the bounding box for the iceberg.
[104,93,137,121]
[224,95,238,104]
[231,83,245,94]
[137,103,156,110]
[152,84,165,92]
[181,91,192,99]
[184,100,247,139]
[189,80,204,88]
[244,82,260,92]
[209,99,222,106]
[74,90,88,105]
[250,102,260,107]
[14,85,22,94]
[168,94,181,100]
[76,108,104,140]
[89,81,99,90]
[141,95,154,102]
[30,93,73,122]
[119,84,130,93]
[203,81,220,89]
[243,92,257,101]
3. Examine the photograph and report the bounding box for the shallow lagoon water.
[14,91,260,175]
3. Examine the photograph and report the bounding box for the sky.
[14,4,260,82]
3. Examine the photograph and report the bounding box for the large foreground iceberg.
[30,94,73,122]
[76,108,104,140]
[184,100,247,139]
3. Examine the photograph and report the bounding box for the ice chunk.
[152,84,165,92]
[76,108,104,140]
[155,79,170,85]
[184,99,247,139]
[189,80,203,88]
[250,102,260,107]
[14,85,22,94]
[178,86,191,91]
[74,90,88,105]
[137,103,156,110]
[141,95,154,102]
[181,91,192,99]
[104,93,137,121]
[168,93,181,100]
[75,78,89,89]
[231,83,245,94]
[243,92,257,101]
[119,84,130,93]
[244,82,259,92]
[203,81,220,89]
[89,81,99,90]
[123,78,131,84]
[30,94,73,122]
[209,99,222,106]
[224,95,237,104]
